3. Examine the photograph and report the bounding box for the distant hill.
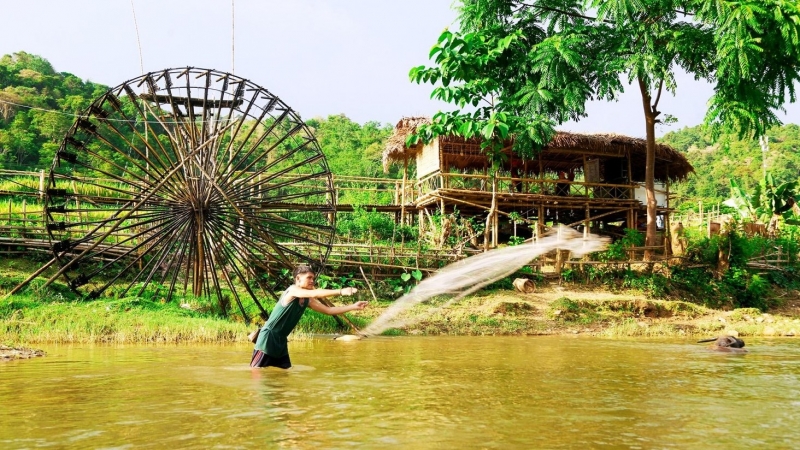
[0,51,395,179]
[4,51,796,207]
[0,51,108,170]
[659,123,800,210]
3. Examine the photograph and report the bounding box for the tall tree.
[410,0,800,258]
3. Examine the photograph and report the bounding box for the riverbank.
[2,284,799,346]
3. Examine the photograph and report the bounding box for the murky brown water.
[1,336,799,449]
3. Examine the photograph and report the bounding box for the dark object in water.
[1,345,46,361]
[697,335,746,351]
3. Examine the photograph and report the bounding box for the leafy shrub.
[507,236,525,246]
[621,270,670,298]
[336,206,396,240]
[383,269,423,296]
[546,297,600,323]
[593,228,644,262]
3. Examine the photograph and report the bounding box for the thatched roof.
[381,116,429,171]
[382,117,694,182]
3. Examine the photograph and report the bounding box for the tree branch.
[652,79,664,113]
[515,2,695,25]
[517,2,599,22]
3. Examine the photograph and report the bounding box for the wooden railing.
[1,170,413,206]
[0,209,467,276]
[416,172,637,201]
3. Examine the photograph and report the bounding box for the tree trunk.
[767,213,780,237]
[483,172,497,251]
[638,78,659,262]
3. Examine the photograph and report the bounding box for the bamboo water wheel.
[42,67,335,320]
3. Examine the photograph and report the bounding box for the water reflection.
[0,337,798,448]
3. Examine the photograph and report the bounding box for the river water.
[1,336,798,449]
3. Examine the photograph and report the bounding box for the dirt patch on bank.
[361,285,800,338]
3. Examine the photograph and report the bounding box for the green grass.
[0,294,251,345]
[599,319,689,337]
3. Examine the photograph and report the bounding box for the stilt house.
[382,117,694,247]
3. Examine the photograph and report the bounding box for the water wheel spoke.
[126,89,193,171]
[88,115,172,181]
[67,119,172,185]
[219,116,306,186]
[198,230,228,311]
[209,218,298,275]
[223,150,320,196]
[207,217,279,266]
[57,137,193,205]
[157,221,195,300]
[53,207,180,233]
[220,100,291,179]
[101,90,177,175]
[54,207,189,274]
[204,223,269,314]
[72,209,191,267]
[123,220,193,298]
[230,140,320,190]
[60,211,189,294]
[85,214,193,296]
[263,214,334,238]
[253,188,335,207]
[212,206,334,250]
[211,85,255,160]
[199,220,257,319]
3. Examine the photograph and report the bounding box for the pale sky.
[1,0,797,138]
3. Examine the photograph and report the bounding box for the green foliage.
[673,229,800,309]
[422,208,481,249]
[1,294,249,344]
[723,178,758,221]
[305,114,395,179]
[413,0,800,250]
[553,225,800,309]
[621,271,670,298]
[546,297,600,324]
[761,173,800,225]
[0,52,108,171]
[315,273,359,290]
[0,54,397,179]
[662,124,800,207]
[560,268,577,283]
[336,206,414,241]
[414,1,800,145]
[593,228,644,262]
[722,172,800,227]
[507,235,525,246]
[384,269,424,295]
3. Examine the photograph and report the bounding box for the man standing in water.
[250,265,367,369]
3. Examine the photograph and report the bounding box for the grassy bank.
[2,256,799,345]
[0,257,366,345]
[0,292,378,345]
[4,287,799,346]
[1,295,251,344]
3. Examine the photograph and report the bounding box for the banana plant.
[722,178,758,222]
[725,174,800,233]
[761,174,800,232]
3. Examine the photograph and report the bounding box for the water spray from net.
[359,226,609,337]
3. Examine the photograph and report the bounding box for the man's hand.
[341,287,358,296]
[351,300,368,310]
